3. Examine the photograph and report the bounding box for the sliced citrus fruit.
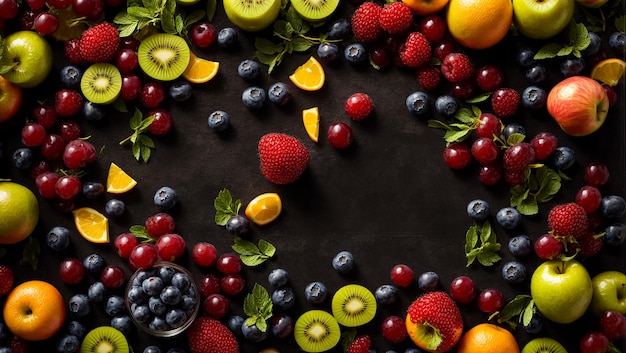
[245,193,282,226]
[302,107,320,142]
[182,52,219,84]
[289,56,325,91]
[590,58,626,86]
[106,162,137,194]
[73,207,109,243]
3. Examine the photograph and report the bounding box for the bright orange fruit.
[447,0,512,49]
[590,58,626,86]
[289,56,325,91]
[244,193,282,226]
[183,52,219,84]
[302,107,320,142]
[106,162,137,194]
[402,0,449,16]
[456,323,520,353]
[73,207,109,243]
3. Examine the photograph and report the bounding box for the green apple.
[0,31,53,88]
[0,76,23,123]
[512,0,575,39]
[223,0,281,32]
[530,259,593,324]
[575,0,608,8]
[589,271,626,315]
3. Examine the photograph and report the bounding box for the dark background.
[1,0,625,352]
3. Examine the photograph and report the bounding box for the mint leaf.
[232,236,275,266]
[120,109,155,163]
[616,15,625,32]
[19,237,40,270]
[510,166,561,215]
[243,283,273,332]
[464,221,501,267]
[258,239,276,258]
[206,0,216,20]
[214,188,241,226]
[534,43,562,59]
[129,225,157,242]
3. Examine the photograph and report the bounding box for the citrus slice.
[106,162,137,194]
[302,107,320,142]
[182,52,219,84]
[289,56,325,91]
[590,58,626,86]
[73,207,109,243]
[244,193,282,226]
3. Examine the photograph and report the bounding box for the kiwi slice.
[137,33,191,81]
[521,337,568,353]
[80,63,122,105]
[80,326,129,353]
[290,0,339,22]
[294,310,341,353]
[331,284,377,327]
[222,0,281,32]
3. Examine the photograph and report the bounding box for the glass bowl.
[125,261,200,337]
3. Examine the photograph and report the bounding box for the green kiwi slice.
[80,63,122,105]
[294,310,341,353]
[521,337,568,353]
[137,33,191,81]
[80,326,129,353]
[331,284,377,327]
[289,0,339,22]
[222,0,281,32]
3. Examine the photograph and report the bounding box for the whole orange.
[456,323,520,353]
[3,280,66,341]
[447,0,513,49]
[402,0,450,16]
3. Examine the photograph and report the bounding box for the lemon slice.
[302,107,320,142]
[590,58,626,87]
[244,193,282,226]
[106,162,137,194]
[183,52,219,84]
[289,56,325,91]
[73,207,109,243]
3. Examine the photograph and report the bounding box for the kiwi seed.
[80,326,129,353]
[289,0,339,22]
[294,310,341,353]
[80,63,122,105]
[521,337,569,353]
[137,33,191,81]
[331,284,377,327]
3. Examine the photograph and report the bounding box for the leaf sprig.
[495,294,535,329]
[232,236,276,267]
[427,106,485,143]
[119,108,155,163]
[113,0,206,38]
[129,225,158,243]
[510,165,562,215]
[465,220,501,267]
[243,283,273,332]
[534,21,591,60]
[214,188,242,226]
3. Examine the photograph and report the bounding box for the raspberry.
[55,89,84,117]
[351,2,382,43]
[347,335,371,353]
[379,1,413,35]
[345,93,373,121]
[441,52,474,83]
[0,265,14,295]
[64,38,87,65]
[548,203,590,239]
[502,142,535,171]
[491,88,521,118]
[79,21,120,63]
[416,65,441,90]
[400,32,431,68]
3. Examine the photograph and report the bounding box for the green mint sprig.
[534,21,591,60]
[465,220,501,267]
[427,106,484,143]
[495,294,535,329]
[243,283,273,332]
[214,188,242,226]
[510,165,562,216]
[119,108,155,163]
[129,225,158,243]
[232,236,276,266]
[113,0,206,38]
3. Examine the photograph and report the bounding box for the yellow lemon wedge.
[302,107,320,142]
[183,52,219,84]
[73,207,109,243]
[590,58,626,87]
[245,193,282,226]
[289,56,325,91]
[106,162,137,194]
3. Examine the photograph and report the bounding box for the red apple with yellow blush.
[0,76,22,123]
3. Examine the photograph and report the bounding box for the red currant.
[40,134,66,161]
[478,163,503,186]
[55,89,83,117]
[139,81,165,108]
[114,233,138,259]
[115,49,139,73]
[29,160,51,180]
[475,65,504,92]
[534,234,563,260]
[450,80,476,99]
[530,131,558,160]
[471,137,499,164]
[419,15,446,42]
[57,120,81,141]
[33,104,58,129]
[203,293,230,319]
[147,109,174,136]
[71,0,103,19]
[449,276,477,304]
[192,242,218,267]
[63,139,97,169]
[477,288,505,313]
[381,315,407,343]
[59,258,85,284]
[190,22,217,48]
[598,310,626,341]
[155,233,186,261]
[0,0,19,19]
[433,39,455,61]
[120,74,143,101]
[584,162,609,187]
[390,264,414,287]
[21,122,46,147]
[55,175,82,200]
[443,142,471,169]
[327,122,353,149]
[35,171,59,198]
[216,253,243,274]
[100,265,126,288]
[220,273,245,296]
[579,331,609,353]
[145,212,176,237]
[475,113,502,138]
[344,93,373,121]
[576,186,602,214]
[120,37,140,51]
[128,243,159,270]
[199,274,221,296]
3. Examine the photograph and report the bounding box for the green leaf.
[506,133,526,145]
[274,20,292,37]
[138,116,156,131]
[466,92,491,103]
[255,38,282,55]
[129,108,143,130]
[242,283,273,332]
[258,239,276,257]
[286,6,303,32]
[214,188,242,225]
[240,254,264,266]
[114,12,139,25]
[521,299,535,326]
[616,15,625,32]
[138,134,155,148]
[118,23,138,37]
[255,318,267,332]
[232,237,262,256]
[130,225,158,242]
[132,142,142,161]
[443,129,472,143]
[19,237,40,270]
[427,120,452,130]
[185,10,206,27]
[465,220,501,267]
[465,226,478,251]
[498,294,531,322]
[534,43,562,59]
[476,251,501,266]
[206,0,216,20]
[256,51,276,66]
[454,107,477,124]
[557,46,573,57]
[232,236,275,266]
[160,9,177,33]
[291,36,313,52]
[127,6,155,19]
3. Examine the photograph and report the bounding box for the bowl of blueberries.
[125,261,200,337]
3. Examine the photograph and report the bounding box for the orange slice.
[289,56,325,91]
[302,107,320,142]
[106,162,137,194]
[73,207,109,243]
[183,52,219,84]
[244,193,282,226]
[590,58,626,86]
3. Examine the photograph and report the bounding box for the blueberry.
[404,349,422,353]
[167,349,186,353]
[317,43,339,62]
[56,334,80,353]
[12,147,32,170]
[600,195,626,218]
[171,272,191,292]
[82,101,107,121]
[241,322,268,342]
[207,110,230,132]
[149,296,167,316]
[132,305,152,323]
[270,314,294,339]
[604,223,625,247]
[165,308,188,328]
[237,59,261,80]
[523,311,544,334]
[608,31,626,56]
[46,226,71,251]
[169,81,193,102]
[584,32,602,56]
[83,253,106,274]
[105,295,126,317]
[272,287,295,310]
[105,198,125,218]
[501,261,527,283]
[160,286,182,305]
[0,348,10,353]
[344,43,367,64]
[508,235,532,257]
[417,271,441,292]
[0,322,6,341]
[502,123,526,140]
[374,284,398,305]
[267,82,291,105]
[521,85,547,109]
[217,27,238,49]
[434,95,459,116]
[154,186,177,209]
[83,181,104,199]
[466,199,490,221]
[111,315,133,335]
[143,346,162,353]
[226,215,251,234]
[148,316,169,331]
[66,320,86,338]
[560,57,585,77]
[68,294,91,317]
[328,17,351,39]
[60,65,82,89]
[516,47,536,67]
[88,281,107,303]
[332,250,354,274]
[181,295,197,313]
[406,91,432,116]
[158,266,176,284]
[496,207,522,229]
[133,269,155,286]
[553,146,575,169]
[525,64,546,84]
[268,268,289,288]
[241,86,267,110]
[143,276,165,296]
[304,281,328,304]
[226,315,245,337]
[127,285,146,304]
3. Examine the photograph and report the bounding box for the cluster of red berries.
[196,253,246,320]
[579,310,626,353]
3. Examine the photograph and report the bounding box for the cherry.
[579,331,609,353]
[381,315,407,343]
[584,162,610,187]
[40,134,66,161]
[419,15,446,43]
[25,0,46,10]
[220,273,245,296]
[114,233,139,259]
[63,139,97,169]
[530,132,558,160]
[475,113,502,138]
[199,274,221,296]
[190,22,217,48]
[478,163,503,186]
[477,288,505,313]
[216,253,242,274]
[145,212,176,237]
[433,39,455,61]
[33,12,58,35]
[71,0,103,19]
[55,175,82,200]
[139,81,165,108]
[115,49,139,73]
[128,243,159,270]
[192,242,218,267]
[534,234,563,260]
[59,258,85,284]
[475,65,504,92]
[35,171,60,198]
[57,120,82,141]
[120,37,140,51]
[390,264,414,287]
[576,186,602,214]
[120,74,143,101]
[33,105,58,129]
[449,276,477,304]
[47,0,71,9]
[100,265,126,288]
[21,122,46,147]
[598,310,626,341]
[0,0,19,20]
[155,233,186,261]
[29,160,51,180]
[450,80,476,99]
[471,137,499,164]
[327,122,353,149]
[203,293,229,319]
[147,109,174,136]
[443,142,471,169]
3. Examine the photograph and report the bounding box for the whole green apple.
[0,76,23,123]
[530,259,593,324]
[512,0,574,39]
[590,271,626,315]
[0,30,53,88]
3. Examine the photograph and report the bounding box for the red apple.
[0,76,23,123]
[547,76,609,136]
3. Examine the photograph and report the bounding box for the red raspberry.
[400,32,431,68]
[576,231,603,257]
[55,89,83,117]
[351,2,382,43]
[64,38,87,65]
[491,88,521,118]
[416,65,441,91]
[0,265,14,295]
[345,93,373,121]
[79,21,120,63]
[548,203,589,239]
[379,1,413,35]
[347,335,371,353]
[441,52,474,83]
